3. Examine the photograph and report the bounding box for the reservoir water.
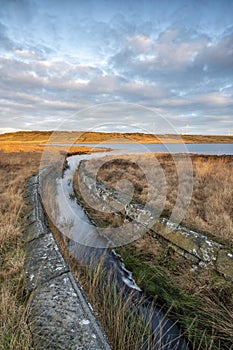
[46,143,233,155]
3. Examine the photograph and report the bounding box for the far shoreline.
[0,130,233,144]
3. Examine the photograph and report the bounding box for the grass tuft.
[0,152,41,350]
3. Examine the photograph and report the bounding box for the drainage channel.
[40,150,189,350]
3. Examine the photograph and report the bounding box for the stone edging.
[78,164,233,282]
[24,174,112,350]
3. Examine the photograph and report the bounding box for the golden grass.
[0,151,42,350]
[49,219,154,350]
[73,153,233,349]
[0,145,152,350]
[0,130,232,144]
[0,145,108,350]
[1,135,232,349]
[188,156,233,241]
[0,142,109,155]
[82,153,233,243]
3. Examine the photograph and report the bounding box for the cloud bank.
[0,0,232,134]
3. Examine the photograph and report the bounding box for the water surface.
[46,143,233,155]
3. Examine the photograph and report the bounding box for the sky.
[0,0,233,135]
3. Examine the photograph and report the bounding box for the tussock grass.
[0,148,105,350]
[74,153,233,350]
[50,222,154,350]
[118,245,233,350]
[77,261,153,349]
[1,139,232,349]
[0,152,41,350]
[189,156,233,241]
[82,153,233,243]
[0,130,232,144]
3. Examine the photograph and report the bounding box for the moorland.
[0,130,233,145]
[0,131,232,350]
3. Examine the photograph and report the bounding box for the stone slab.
[25,232,70,291]
[216,249,233,280]
[24,217,49,242]
[30,273,111,350]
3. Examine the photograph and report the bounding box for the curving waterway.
[49,144,194,349]
[48,144,232,349]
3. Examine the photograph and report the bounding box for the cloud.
[195,32,233,74]
[126,34,154,52]
[0,1,232,134]
[0,127,22,134]
[14,49,38,59]
[0,21,14,51]
[110,26,210,80]
[195,92,233,106]
[154,27,208,68]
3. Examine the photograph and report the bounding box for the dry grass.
[0,151,42,350]
[1,135,232,349]
[73,153,233,349]
[189,156,233,240]
[0,130,232,144]
[49,220,154,350]
[0,144,152,350]
[0,142,109,155]
[82,153,233,244]
[0,143,107,350]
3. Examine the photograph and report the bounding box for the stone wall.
[78,163,233,282]
[24,174,111,350]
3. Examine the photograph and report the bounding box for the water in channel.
[46,144,190,350]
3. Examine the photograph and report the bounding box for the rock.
[216,249,233,281]
[30,273,111,350]
[25,232,69,291]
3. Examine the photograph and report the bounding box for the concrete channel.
[24,174,112,350]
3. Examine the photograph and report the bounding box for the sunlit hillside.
[0,130,233,144]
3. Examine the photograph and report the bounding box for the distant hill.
[0,130,232,144]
